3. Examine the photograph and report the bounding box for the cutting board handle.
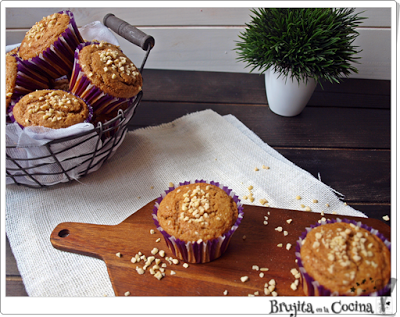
[50,222,111,260]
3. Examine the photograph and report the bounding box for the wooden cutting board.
[50,199,390,296]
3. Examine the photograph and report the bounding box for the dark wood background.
[6,69,391,296]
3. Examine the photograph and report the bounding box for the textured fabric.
[78,20,119,46]
[6,110,366,296]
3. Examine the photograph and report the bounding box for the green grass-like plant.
[235,8,366,85]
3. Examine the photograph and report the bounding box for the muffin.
[69,41,142,123]
[153,180,244,263]
[6,53,50,114]
[296,219,391,296]
[18,10,84,79]
[11,89,92,129]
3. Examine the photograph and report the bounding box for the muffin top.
[78,42,142,98]
[6,55,18,109]
[6,46,19,57]
[12,89,90,129]
[19,12,70,60]
[300,222,390,296]
[157,183,239,242]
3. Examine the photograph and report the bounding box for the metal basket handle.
[103,13,155,51]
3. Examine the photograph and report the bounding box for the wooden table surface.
[6,69,391,296]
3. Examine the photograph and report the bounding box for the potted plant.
[235,8,366,116]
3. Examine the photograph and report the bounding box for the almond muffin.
[69,41,142,123]
[18,10,84,79]
[12,89,91,129]
[153,180,244,263]
[297,220,391,296]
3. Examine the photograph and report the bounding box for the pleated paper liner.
[7,55,51,112]
[19,10,84,80]
[295,218,391,296]
[69,41,137,124]
[152,180,244,264]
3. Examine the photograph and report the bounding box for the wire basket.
[6,14,154,188]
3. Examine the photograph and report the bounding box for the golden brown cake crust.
[78,42,142,98]
[300,222,390,296]
[6,55,18,109]
[19,12,70,60]
[6,47,19,56]
[157,183,239,242]
[13,89,89,129]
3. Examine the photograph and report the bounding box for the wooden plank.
[309,90,390,108]
[310,78,390,109]
[5,27,391,80]
[315,77,390,95]
[348,204,391,225]
[6,278,28,296]
[5,8,254,28]
[128,102,391,149]
[349,28,391,80]
[5,7,391,29]
[354,7,392,27]
[6,236,29,295]
[136,28,391,80]
[6,237,20,276]
[276,149,390,204]
[142,69,267,104]
[139,69,390,109]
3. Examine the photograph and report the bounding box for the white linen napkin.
[78,20,119,45]
[5,110,366,297]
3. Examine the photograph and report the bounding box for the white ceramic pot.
[265,68,317,117]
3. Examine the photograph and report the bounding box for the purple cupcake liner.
[8,89,93,129]
[9,55,51,105]
[69,41,136,118]
[295,218,392,296]
[152,180,244,264]
[20,10,84,80]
